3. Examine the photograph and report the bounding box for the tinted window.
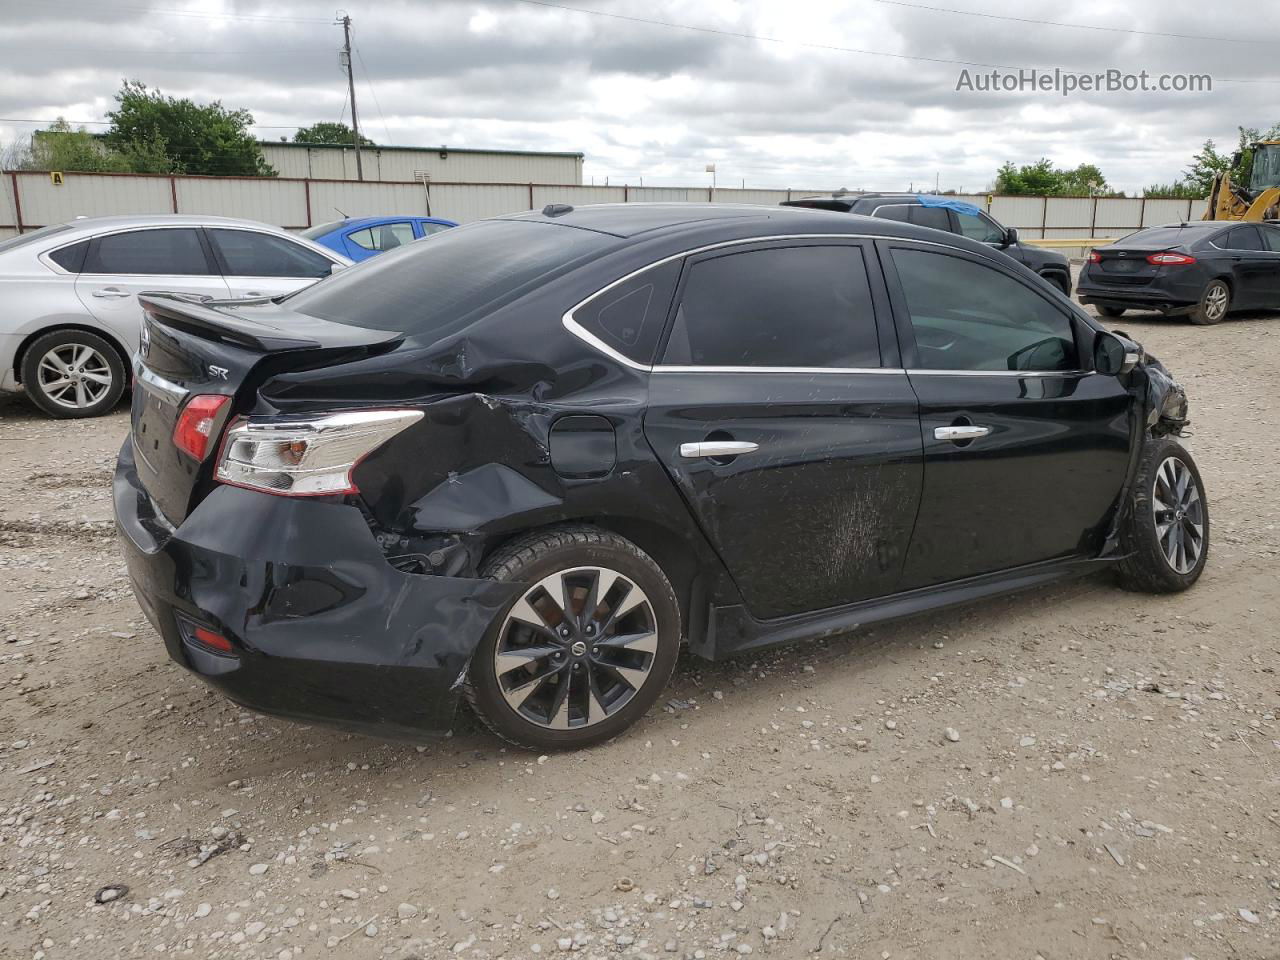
[891,248,1076,372]
[955,211,1005,244]
[348,222,415,251]
[84,229,212,275]
[661,245,880,368]
[908,206,952,232]
[48,239,89,273]
[571,260,680,364]
[873,205,911,223]
[1261,225,1280,253]
[301,219,348,240]
[1222,226,1265,251]
[208,229,334,278]
[288,220,617,336]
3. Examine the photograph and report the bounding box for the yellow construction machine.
[1204,140,1280,221]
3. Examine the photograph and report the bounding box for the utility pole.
[337,14,364,182]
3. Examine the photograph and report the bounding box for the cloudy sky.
[1,0,1277,192]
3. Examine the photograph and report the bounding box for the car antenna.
[334,207,349,218]
[542,203,574,217]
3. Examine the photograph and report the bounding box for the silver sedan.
[0,215,350,418]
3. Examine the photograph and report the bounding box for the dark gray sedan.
[1078,221,1280,325]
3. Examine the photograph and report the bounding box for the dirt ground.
[1,292,1277,960]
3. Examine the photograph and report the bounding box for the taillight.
[1087,250,1102,263]
[1147,252,1196,265]
[173,394,231,460]
[215,409,422,497]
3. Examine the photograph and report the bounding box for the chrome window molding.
[560,232,1075,377]
[132,355,189,403]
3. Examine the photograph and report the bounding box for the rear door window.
[907,206,952,232]
[661,244,880,368]
[1261,225,1280,253]
[570,260,681,365]
[207,229,334,278]
[1223,225,1266,251]
[84,229,213,275]
[347,221,416,252]
[890,247,1077,372]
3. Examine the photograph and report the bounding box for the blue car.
[301,216,456,262]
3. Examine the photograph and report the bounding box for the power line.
[867,0,1266,46]
[510,0,1279,84]
[510,0,1016,69]
[0,117,304,130]
[355,46,393,144]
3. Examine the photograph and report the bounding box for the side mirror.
[1002,226,1018,247]
[1094,330,1142,376]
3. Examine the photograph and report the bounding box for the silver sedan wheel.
[1204,284,1229,322]
[1153,456,1205,575]
[36,344,114,409]
[493,565,659,730]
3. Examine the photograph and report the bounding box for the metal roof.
[261,142,585,159]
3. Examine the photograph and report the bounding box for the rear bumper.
[113,437,520,740]
[1076,285,1194,314]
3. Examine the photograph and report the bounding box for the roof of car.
[500,202,941,239]
[316,216,455,232]
[30,214,294,241]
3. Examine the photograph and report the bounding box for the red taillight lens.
[173,394,231,461]
[1087,250,1102,263]
[1147,252,1196,265]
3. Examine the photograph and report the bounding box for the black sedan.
[115,204,1206,751]
[1078,220,1280,324]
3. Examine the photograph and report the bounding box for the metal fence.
[0,170,1204,242]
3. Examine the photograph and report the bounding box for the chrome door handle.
[679,441,759,459]
[91,287,131,299]
[934,425,991,441]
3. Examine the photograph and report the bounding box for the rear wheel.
[464,526,681,751]
[1097,304,1126,318]
[1113,438,1208,593]
[20,329,126,419]
[1189,279,1230,325]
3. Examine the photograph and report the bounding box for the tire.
[1097,305,1126,318]
[1045,273,1072,297]
[464,525,681,751]
[1189,279,1230,326]
[20,329,126,419]
[1113,438,1209,593]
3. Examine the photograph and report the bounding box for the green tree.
[1182,139,1232,196]
[1143,181,1204,200]
[22,119,173,174]
[105,79,274,177]
[994,159,1113,196]
[293,122,374,146]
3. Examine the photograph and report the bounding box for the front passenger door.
[882,243,1133,588]
[642,241,923,620]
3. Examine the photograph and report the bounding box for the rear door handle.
[680,441,759,459]
[934,425,991,442]
[91,287,131,299]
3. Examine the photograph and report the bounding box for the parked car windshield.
[288,219,618,336]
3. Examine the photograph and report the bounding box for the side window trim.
[652,238,893,373]
[205,226,339,278]
[877,239,1088,376]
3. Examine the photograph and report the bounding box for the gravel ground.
[1,294,1278,960]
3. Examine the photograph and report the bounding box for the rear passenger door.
[74,228,229,349]
[642,240,923,620]
[881,242,1133,587]
[343,220,417,258]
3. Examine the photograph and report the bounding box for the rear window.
[289,220,618,336]
[1119,226,1216,246]
[301,220,347,239]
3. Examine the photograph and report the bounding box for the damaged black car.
[114,203,1207,750]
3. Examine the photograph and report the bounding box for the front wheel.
[1113,438,1209,593]
[464,526,681,751]
[1189,279,1230,326]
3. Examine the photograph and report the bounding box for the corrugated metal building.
[258,142,584,184]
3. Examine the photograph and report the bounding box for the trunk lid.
[1089,244,1187,286]
[131,293,402,525]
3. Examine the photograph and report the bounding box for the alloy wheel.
[493,565,658,730]
[36,344,114,410]
[1152,456,1205,575]
[1204,284,1229,322]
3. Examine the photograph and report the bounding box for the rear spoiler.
[139,292,402,353]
